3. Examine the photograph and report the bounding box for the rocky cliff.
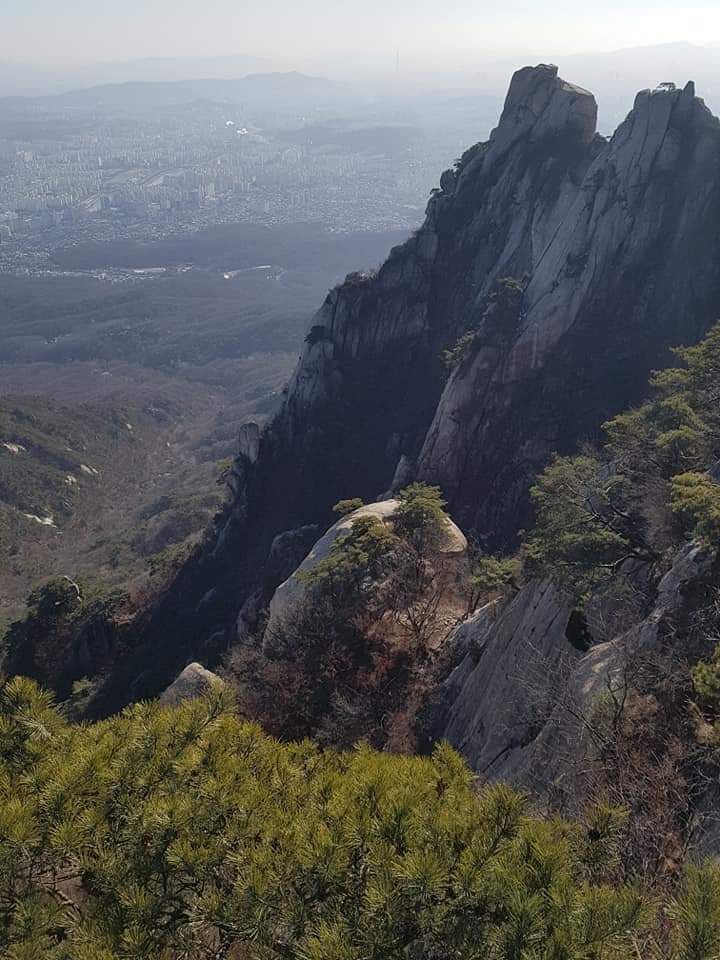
[218,66,720,563]
[419,78,720,539]
[425,544,717,789]
[216,65,604,558]
[95,65,720,707]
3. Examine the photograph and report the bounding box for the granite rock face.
[427,580,581,782]
[418,81,720,538]
[97,65,720,706]
[431,543,716,793]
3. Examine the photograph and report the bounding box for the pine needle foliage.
[668,865,720,960]
[670,473,720,544]
[526,323,720,594]
[0,676,663,960]
[524,456,650,597]
[393,484,448,556]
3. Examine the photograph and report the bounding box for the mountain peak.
[104,65,720,706]
[627,76,718,130]
[488,63,598,161]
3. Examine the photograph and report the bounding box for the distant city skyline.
[3,0,720,69]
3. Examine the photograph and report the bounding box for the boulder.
[160,662,223,706]
[263,499,467,651]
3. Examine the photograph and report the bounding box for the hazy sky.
[3,0,720,66]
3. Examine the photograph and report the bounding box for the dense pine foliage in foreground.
[1,676,720,960]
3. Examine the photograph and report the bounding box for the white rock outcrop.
[264,499,467,650]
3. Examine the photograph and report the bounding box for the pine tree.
[0,676,665,959]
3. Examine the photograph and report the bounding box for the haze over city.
[4,0,720,65]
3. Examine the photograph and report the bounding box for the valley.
[0,222,407,625]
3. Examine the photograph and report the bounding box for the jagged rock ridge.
[220,65,604,554]
[96,65,720,705]
[419,78,720,538]
[221,65,720,562]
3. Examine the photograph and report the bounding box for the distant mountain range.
[0,54,272,97]
[0,71,343,113]
[3,42,719,128]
